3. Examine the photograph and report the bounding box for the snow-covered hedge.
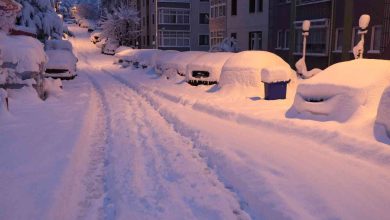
[292,59,390,122]
[186,52,234,83]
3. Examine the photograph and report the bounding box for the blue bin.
[263,81,289,100]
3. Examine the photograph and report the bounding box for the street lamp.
[353,14,370,59]
[295,20,310,77]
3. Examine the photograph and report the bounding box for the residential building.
[209,0,269,51]
[269,0,390,70]
[138,0,210,51]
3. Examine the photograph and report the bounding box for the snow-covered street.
[1,25,390,220]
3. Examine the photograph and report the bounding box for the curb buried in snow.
[101,68,390,168]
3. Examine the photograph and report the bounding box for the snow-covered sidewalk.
[1,25,390,220]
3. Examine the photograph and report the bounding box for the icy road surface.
[1,25,390,220]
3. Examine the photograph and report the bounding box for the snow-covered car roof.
[163,51,207,75]
[45,50,77,73]
[155,50,180,74]
[0,32,47,74]
[186,52,234,82]
[220,51,292,88]
[114,47,138,62]
[45,39,73,51]
[133,49,160,67]
[292,59,390,122]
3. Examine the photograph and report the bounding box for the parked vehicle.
[101,38,119,55]
[186,52,234,85]
[291,59,390,122]
[0,33,47,99]
[155,50,179,76]
[44,40,78,80]
[162,51,207,77]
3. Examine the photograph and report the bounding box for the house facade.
[209,0,269,50]
[137,0,210,51]
[269,0,390,70]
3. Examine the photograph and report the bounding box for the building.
[209,0,269,51]
[138,0,210,51]
[269,0,390,70]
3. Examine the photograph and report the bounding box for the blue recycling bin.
[263,80,290,100]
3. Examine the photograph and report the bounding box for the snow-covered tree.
[0,0,21,33]
[100,3,140,46]
[15,0,63,40]
[75,2,98,19]
[210,37,239,52]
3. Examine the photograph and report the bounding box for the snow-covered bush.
[210,37,239,53]
[15,0,63,40]
[100,3,140,47]
[75,3,98,20]
[0,0,22,33]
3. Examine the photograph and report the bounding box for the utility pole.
[155,0,158,49]
[341,0,353,61]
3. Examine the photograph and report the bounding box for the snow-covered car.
[219,51,295,97]
[90,30,102,44]
[376,86,390,139]
[0,32,47,98]
[101,38,119,55]
[163,51,207,77]
[114,46,138,67]
[155,50,180,76]
[132,49,160,69]
[44,40,78,80]
[186,52,234,85]
[291,59,390,122]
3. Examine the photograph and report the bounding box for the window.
[370,25,382,52]
[159,8,190,24]
[231,32,237,39]
[249,0,255,13]
[199,13,209,24]
[276,30,284,49]
[257,0,263,12]
[249,31,262,50]
[210,0,226,18]
[159,31,190,47]
[294,19,329,55]
[152,14,155,25]
[297,0,331,5]
[199,35,209,46]
[231,0,237,15]
[284,30,290,49]
[210,30,225,47]
[334,28,343,52]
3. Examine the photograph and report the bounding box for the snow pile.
[186,52,234,83]
[295,58,322,79]
[376,86,390,138]
[45,50,77,73]
[261,67,291,83]
[45,39,73,51]
[292,59,390,122]
[155,50,179,76]
[0,0,21,32]
[0,88,7,113]
[164,51,207,76]
[210,37,239,52]
[0,32,46,74]
[43,77,62,97]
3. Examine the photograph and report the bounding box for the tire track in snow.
[86,71,251,220]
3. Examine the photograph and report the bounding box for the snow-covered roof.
[186,52,234,82]
[220,51,292,87]
[0,32,46,73]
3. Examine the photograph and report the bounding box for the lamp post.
[353,14,370,59]
[302,20,311,61]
